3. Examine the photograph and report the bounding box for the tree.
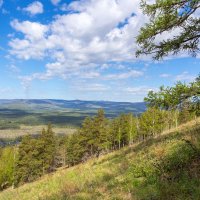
[136,0,200,60]
[15,135,43,185]
[109,118,121,150]
[79,116,95,157]
[190,74,200,116]
[140,107,165,139]
[0,147,15,190]
[15,125,57,185]
[145,81,190,111]
[65,133,85,166]
[92,109,108,155]
[40,124,56,174]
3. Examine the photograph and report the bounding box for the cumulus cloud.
[9,0,146,80]
[0,0,3,8]
[105,70,143,80]
[125,86,157,95]
[160,73,171,78]
[23,1,43,15]
[175,71,196,82]
[51,0,61,6]
[10,20,48,59]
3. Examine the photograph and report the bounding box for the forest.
[0,75,199,190]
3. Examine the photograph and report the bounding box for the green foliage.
[136,0,200,60]
[40,124,56,173]
[1,122,200,200]
[140,108,166,139]
[144,77,200,123]
[0,147,15,190]
[15,135,43,184]
[65,133,85,166]
[15,125,56,185]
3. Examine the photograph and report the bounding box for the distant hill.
[0,99,146,127]
[0,99,146,112]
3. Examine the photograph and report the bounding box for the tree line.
[0,75,199,189]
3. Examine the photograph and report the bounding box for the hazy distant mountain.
[0,99,146,113]
[0,99,146,127]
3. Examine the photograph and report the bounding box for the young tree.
[190,74,200,117]
[140,107,165,139]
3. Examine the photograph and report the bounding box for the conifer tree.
[40,124,56,173]
[65,133,84,166]
[136,0,200,60]
[15,135,43,184]
[92,109,107,155]
[79,117,94,156]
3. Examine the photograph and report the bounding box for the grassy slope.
[0,118,200,200]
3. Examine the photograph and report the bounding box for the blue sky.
[0,0,199,102]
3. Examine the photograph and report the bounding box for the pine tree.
[136,0,200,60]
[92,109,107,156]
[65,133,85,166]
[40,124,56,174]
[79,117,94,156]
[15,135,43,185]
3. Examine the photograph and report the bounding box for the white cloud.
[175,71,196,82]
[51,0,61,6]
[0,0,3,8]
[10,0,146,80]
[23,1,43,15]
[105,70,143,80]
[9,64,20,73]
[10,20,48,59]
[160,73,171,78]
[10,20,48,40]
[73,83,109,92]
[125,86,157,95]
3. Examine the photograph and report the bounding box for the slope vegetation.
[0,118,200,200]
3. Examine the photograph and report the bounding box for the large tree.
[136,0,200,60]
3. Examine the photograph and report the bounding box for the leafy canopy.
[136,0,200,60]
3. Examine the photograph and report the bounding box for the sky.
[0,0,199,102]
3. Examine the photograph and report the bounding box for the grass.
[0,118,200,200]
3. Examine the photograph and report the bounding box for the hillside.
[0,100,146,128]
[0,118,199,200]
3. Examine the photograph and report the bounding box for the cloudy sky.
[0,0,199,102]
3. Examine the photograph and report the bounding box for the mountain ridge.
[0,99,146,127]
